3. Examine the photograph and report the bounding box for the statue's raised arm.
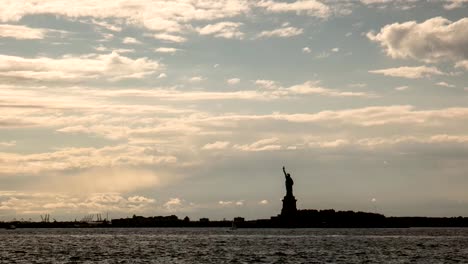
[283,166,287,177]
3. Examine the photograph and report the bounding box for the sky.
[0,0,468,221]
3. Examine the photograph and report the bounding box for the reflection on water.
[1,228,467,263]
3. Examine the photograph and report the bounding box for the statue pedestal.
[281,195,297,217]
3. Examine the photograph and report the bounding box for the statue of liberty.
[283,166,294,197]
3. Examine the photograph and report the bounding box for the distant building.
[233,217,245,222]
[199,218,209,223]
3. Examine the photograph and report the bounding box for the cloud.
[234,138,282,152]
[349,83,367,88]
[455,60,468,71]
[302,47,311,53]
[0,52,162,83]
[435,82,455,88]
[202,141,230,150]
[95,46,135,54]
[219,200,244,206]
[282,81,374,97]
[218,200,233,206]
[155,47,180,54]
[195,22,244,39]
[195,105,468,127]
[0,145,177,175]
[257,0,331,18]
[152,33,187,43]
[0,1,250,38]
[90,19,123,32]
[189,76,205,82]
[0,24,47,39]
[255,79,278,89]
[0,140,16,147]
[164,198,183,211]
[257,26,303,38]
[395,85,409,91]
[79,81,373,102]
[259,200,269,205]
[227,78,240,85]
[128,196,155,203]
[309,139,350,148]
[122,37,142,44]
[444,0,468,9]
[367,17,468,63]
[331,47,339,52]
[360,0,418,9]
[369,66,444,79]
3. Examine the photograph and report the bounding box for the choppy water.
[1,228,468,263]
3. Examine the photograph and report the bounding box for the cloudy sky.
[0,0,467,221]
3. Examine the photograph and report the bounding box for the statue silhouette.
[283,166,294,197]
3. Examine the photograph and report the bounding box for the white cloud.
[331,47,339,52]
[0,1,250,37]
[195,105,468,127]
[309,139,349,148]
[349,83,367,88]
[282,81,374,97]
[195,22,244,39]
[235,200,244,206]
[227,78,240,85]
[202,141,230,150]
[0,52,162,83]
[218,200,233,206]
[0,140,16,147]
[455,60,468,71]
[369,66,444,79]
[257,0,331,18]
[360,0,418,9]
[255,79,277,89]
[436,82,455,88]
[444,0,468,9]
[0,145,177,175]
[234,138,282,152]
[0,24,47,39]
[152,33,187,43]
[128,196,155,203]
[302,47,311,53]
[259,200,268,205]
[155,47,180,54]
[395,85,409,91]
[218,200,244,206]
[90,19,123,32]
[189,76,205,82]
[367,17,468,63]
[257,26,303,38]
[94,46,134,54]
[164,198,183,210]
[122,37,142,44]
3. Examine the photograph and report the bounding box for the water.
[1,228,467,263]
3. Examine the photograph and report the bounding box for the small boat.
[5,225,16,230]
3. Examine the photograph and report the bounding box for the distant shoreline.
[4,210,468,229]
